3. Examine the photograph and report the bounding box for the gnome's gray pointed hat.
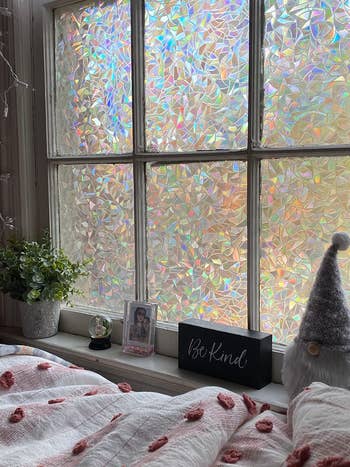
[297,232,350,351]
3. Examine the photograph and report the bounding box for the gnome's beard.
[282,340,350,401]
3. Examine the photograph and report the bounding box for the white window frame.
[41,0,350,383]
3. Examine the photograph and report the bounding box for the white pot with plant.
[0,232,88,338]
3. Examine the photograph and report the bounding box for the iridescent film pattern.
[54,0,132,155]
[263,1,350,147]
[144,0,249,152]
[147,162,247,326]
[58,164,135,312]
[260,157,350,344]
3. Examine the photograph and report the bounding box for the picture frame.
[122,300,157,356]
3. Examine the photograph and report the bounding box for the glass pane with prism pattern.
[261,157,350,344]
[58,164,135,312]
[55,0,132,155]
[263,1,350,147]
[147,161,247,327]
[144,0,249,152]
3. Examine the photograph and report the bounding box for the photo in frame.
[122,300,157,356]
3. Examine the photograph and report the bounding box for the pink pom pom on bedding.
[255,419,273,433]
[118,382,132,393]
[260,403,271,413]
[184,407,204,421]
[316,457,350,467]
[242,393,257,415]
[72,439,88,455]
[221,448,242,464]
[148,436,168,452]
[84,389,98,396]
[286,445,311,467]
[0,370,15,389]
[217,393,235,409]
[37,362,52,370]
[48,398,65,404]
[8,407,25,423]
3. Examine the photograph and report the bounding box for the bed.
[0,344,349,466]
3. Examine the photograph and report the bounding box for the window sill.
[0,326,288,412]
[58,307,286,385]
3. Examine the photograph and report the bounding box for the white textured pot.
[20,301,60,339]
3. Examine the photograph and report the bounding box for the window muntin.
[55,0,133,156]
[58,164,135,310]
[144,0,249,152]
[48,0,350,347]
[260,156,350,343]
[147,161,247,326]
[263,0,350,147]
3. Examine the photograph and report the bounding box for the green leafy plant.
[0,232,89,304]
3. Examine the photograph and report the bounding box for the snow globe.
[88,315,113,350]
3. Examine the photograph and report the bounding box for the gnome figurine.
[282,232,350,400]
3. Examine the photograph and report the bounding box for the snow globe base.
[89,336,111,350]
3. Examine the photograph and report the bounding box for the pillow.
[288,382,350,465]
[215,410,291,466]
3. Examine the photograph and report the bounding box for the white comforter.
[0,345,349,467]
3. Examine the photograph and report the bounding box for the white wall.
[0,0,49,326]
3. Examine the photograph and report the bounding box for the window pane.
[261,157,350,344]
[55,0,132,156]
[58,164,135,311]
[263,1,350,147]
[145,1,249,152]
[147,162,247,326]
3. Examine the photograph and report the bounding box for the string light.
[0,6,29,238]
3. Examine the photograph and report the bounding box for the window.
[45,0,350,347]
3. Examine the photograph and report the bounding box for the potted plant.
[0,232,88,338]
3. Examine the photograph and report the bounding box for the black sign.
[178,318,272,389]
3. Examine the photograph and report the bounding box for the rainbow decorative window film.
[55,0,132,156]
[260,157,350,344]
[144,0,249,152]
[147,161,247,326]
[58,164,135,311]
[50,0,350,348]
[263,0,350,147]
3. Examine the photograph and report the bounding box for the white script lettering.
[187,338,208,360]
[186,338,248,369]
